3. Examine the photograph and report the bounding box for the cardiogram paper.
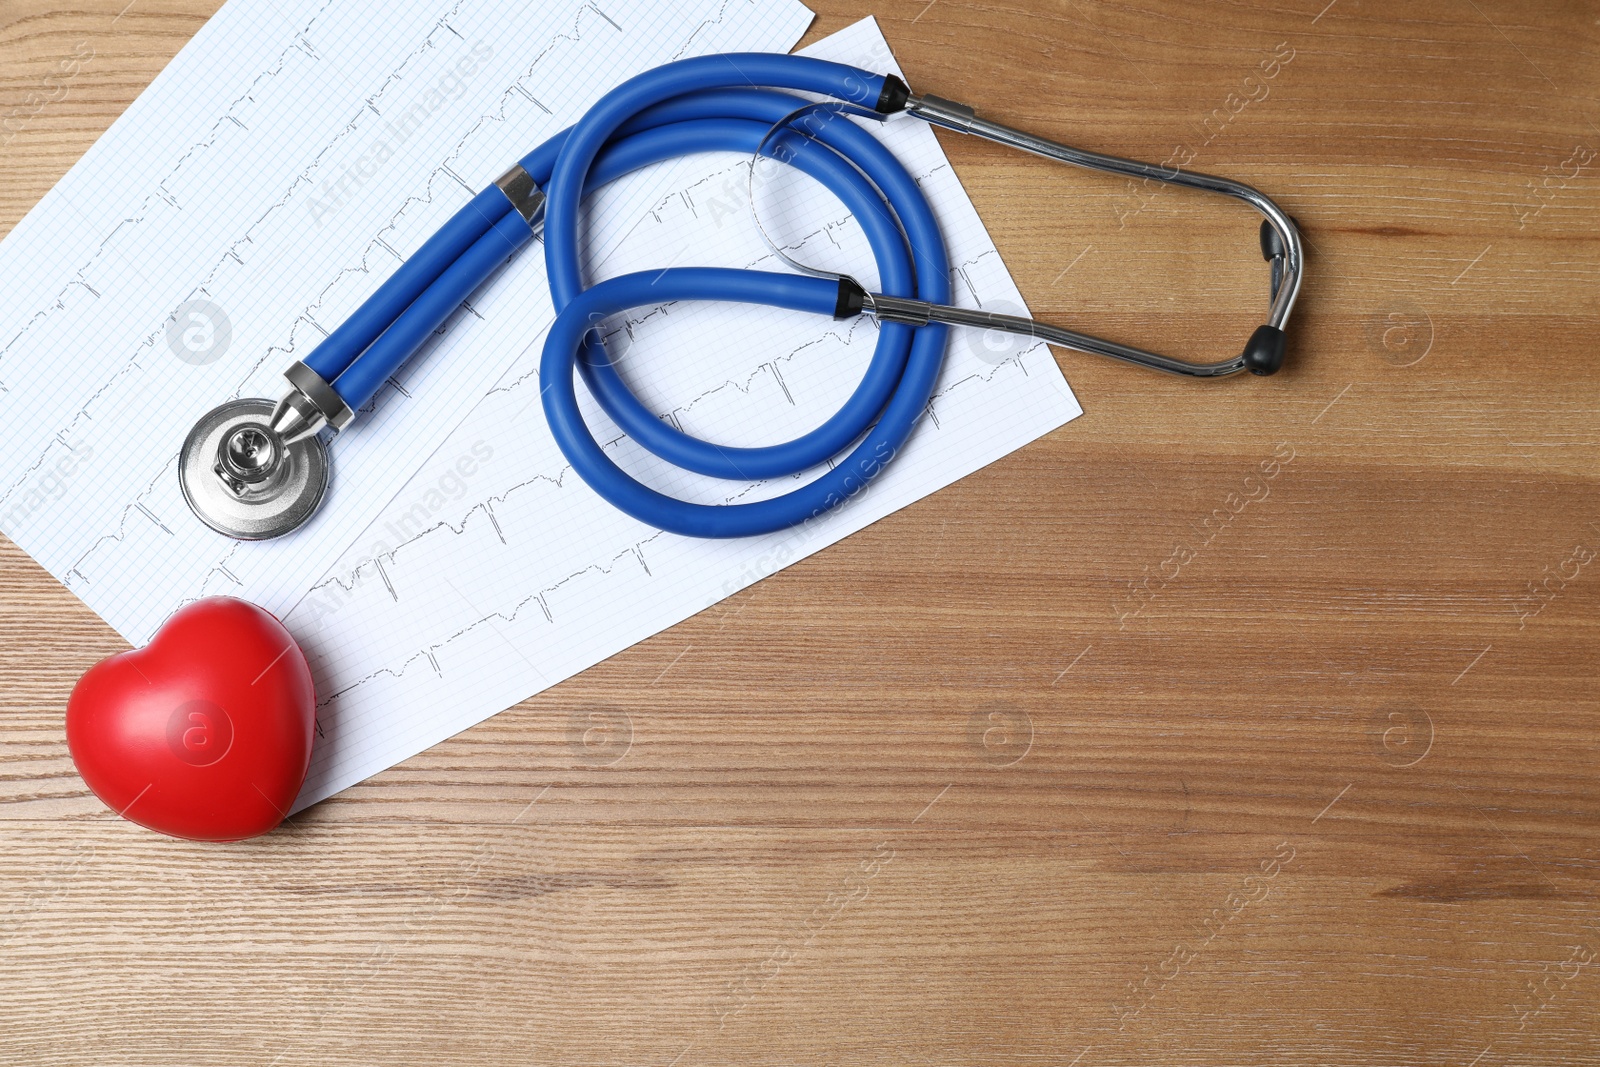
[0,0,815,645]
[283,16,1084,809]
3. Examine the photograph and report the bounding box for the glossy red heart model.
[66,596,315,842]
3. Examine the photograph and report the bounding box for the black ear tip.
[1260,219,1284,260]
[875,74,910,114]
[1243,324,1287,376]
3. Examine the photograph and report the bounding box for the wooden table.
[2,0,1596,1063]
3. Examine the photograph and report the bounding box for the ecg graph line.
[1,0,478,510]
[310,533,664,706]
[291,244,1044,714]
[0,0,756,515]
[303,344,1040,712]
[298,162,1040,603]
[20,0,756,600]
[0,0,350,379]
[280,20,1079,799]
[301,182,1026,598]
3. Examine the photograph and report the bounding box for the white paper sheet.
[284,17,1083,809]
[0,0,815,644]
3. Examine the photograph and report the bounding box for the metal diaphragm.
[178,398,329,540]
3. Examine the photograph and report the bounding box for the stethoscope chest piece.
[179,398,329,540]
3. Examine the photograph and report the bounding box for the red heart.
[66,596,315,842]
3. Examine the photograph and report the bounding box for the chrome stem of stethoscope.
[896,92,1302,377]
[863,293,1242,377]
[270,359,355,445]
[751,92,1303,379]
[905,93,1303,322]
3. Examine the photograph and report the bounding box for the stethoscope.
[178,52,1304,543]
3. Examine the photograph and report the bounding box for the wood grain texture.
[2,0,1597,1063]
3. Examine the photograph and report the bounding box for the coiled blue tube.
[332,208,534,409]
[312,54,951,538]
[301,185,514,385]
[540,58,949,538]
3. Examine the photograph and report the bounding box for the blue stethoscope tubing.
[296,54,946,539]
